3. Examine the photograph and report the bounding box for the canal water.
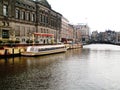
[0,44,120,90]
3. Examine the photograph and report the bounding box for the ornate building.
[0,0,62,44]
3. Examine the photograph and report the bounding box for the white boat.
[21,45,67,56]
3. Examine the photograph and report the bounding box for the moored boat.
[0,47,25,58]
[21,44,67,56]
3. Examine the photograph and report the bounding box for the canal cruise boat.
[21,44,67,56]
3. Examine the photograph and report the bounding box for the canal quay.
[0,44,120,90]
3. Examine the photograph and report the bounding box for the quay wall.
[65,44,83,49]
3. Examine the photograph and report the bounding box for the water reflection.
[0,44,120,90]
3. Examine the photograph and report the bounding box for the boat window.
[33,45,65,52]
[30,47,34,51]
[38,49,41,52]
[41,39,43,41]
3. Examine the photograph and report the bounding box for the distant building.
[67,24,74,44]
[91,30,118,44]
[91,31,99,42]
[104,30,116,43]
[61,16,69,43]
[74,26,81,43]
[0,0,62,44]
[74,24,90,44]
[61,16,82,44]
[115,32,120,44]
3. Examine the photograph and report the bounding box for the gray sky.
[48,0,120,32]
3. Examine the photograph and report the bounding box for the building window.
[16,38,20,41]
[2,30,9,38]
[26,12,30,21]
[40,14,42,22]
[15,26,20,36]
[47,29,48,33]
[46,17,48,23]
[3,5,8,16]
[22,38,25,42]
[27,27,30,35]
[42,15,44,23]
[31,13,35,22]
[21,11,25,20]
[21,26,25,36]
[41,28,43,33]
[44,15,45,23]
[29,13,31,21]
[16,9,20,19]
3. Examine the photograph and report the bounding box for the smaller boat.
[21,44,67,56]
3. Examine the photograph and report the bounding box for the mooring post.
[12,47,14,57]
[19,48,21,56]
[4,49,8,56]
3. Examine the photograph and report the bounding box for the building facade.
[91,31,99,42]
[74,26,81,43]
[67,24,74,43]
[74,24,90,44]
[61,16,69,43]
[99,30,117,43]
[116,32,120,44]
[0,0,62,44]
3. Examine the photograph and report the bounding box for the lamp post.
[32,34,34,46]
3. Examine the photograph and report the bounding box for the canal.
[0,44,120,90]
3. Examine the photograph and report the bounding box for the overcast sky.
[47,0,120,32]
